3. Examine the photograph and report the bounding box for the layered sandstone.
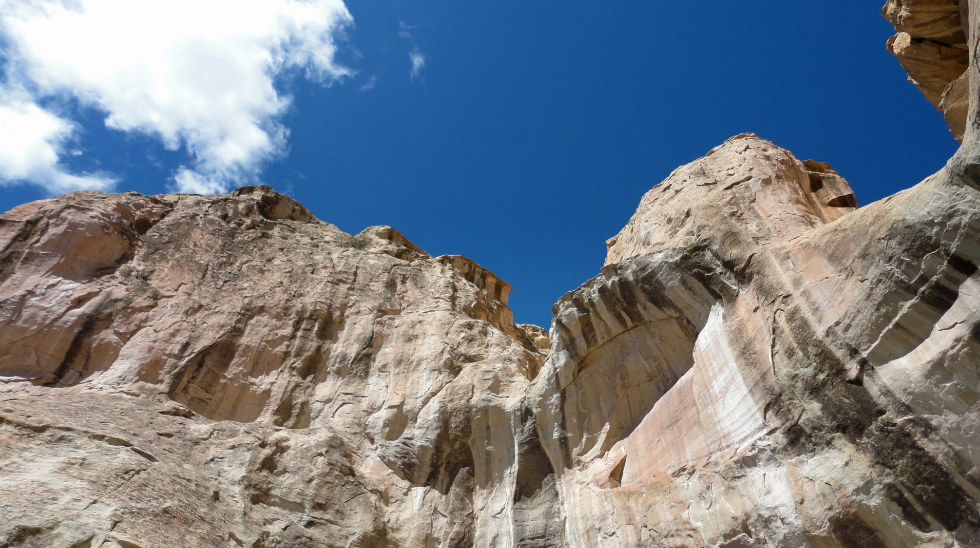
[884,0,973,141]
[0,1,978,547]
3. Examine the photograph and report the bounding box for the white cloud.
[409,47,426,81]
[398,20,417,39]
[359,75,379,92]
[0,87,115,193]
[173,167,228,195]
[0,0,353,194]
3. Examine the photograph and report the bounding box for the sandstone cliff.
[0,1,977,547]
[885,0,974,141]
[0,185,550,547]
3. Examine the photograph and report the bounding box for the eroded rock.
[529,133,979,548]
[884,0,972,141]
[0,184,548,547]
[0,1,978,546]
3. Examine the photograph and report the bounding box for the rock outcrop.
[885,0,973,141]
[530,130,978,546]
[0,185,550,547]
[0,1,977,547]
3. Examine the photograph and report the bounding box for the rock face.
[884,0,973,141]
[0,3,978,548]
[532,129,978,546]
[0,185,550,547]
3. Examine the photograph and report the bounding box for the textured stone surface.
[0,186,548,547]
[885,0,972,140]
[0,1,978,547]
[529,132,979,548]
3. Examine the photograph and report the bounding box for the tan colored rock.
[0,1,978,546]
[3,129,975,547]
[530,132,979,547]
[604,134,857,266]
[884,0,972,140]
[883,0,966,42]
[0,185,548,547]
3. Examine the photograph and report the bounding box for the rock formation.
[0,1,977,547]
[531,132,978,546]
[885,0,974,141]
[0,185,550,547]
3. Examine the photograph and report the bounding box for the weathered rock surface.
[0,1,978,547]
[885,0,972,141]
[0,186,549,547]
[531,130,978,547]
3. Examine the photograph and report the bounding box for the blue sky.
[0,2,960,328]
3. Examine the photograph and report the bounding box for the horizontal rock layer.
[884,0,972,141]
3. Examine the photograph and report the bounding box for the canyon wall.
[0,1,977,547]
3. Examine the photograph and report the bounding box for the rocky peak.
[604,133,857,266]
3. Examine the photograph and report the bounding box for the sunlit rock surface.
[885,0,972,141]
[0,185,548,547]
[530,130,978,547]
[1,1,978,546]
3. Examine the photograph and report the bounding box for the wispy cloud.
[359,74,379,92]
[409,47,427,82]
[398,20,417,39]
[397,21,426,82]
[0,0,353,195]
